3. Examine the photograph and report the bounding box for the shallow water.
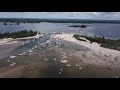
[0,33,119,78]
[0,34,50,59]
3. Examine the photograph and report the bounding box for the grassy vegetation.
[73,34,120,51]
[0,30,38,39]
[73,34,87,41]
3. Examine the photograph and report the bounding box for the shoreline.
[0,33,43,45]
[52,33,120,59]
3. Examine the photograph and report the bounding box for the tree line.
[73,34,120,51]
[0,30,37,39]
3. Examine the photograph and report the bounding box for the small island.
[73,34,120,51]
[0,30,38,39]
[68,25,90,28]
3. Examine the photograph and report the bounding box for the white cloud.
[0,12,120,20]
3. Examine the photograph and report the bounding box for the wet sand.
[0,33,120,78]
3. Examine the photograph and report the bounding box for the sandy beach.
[0,33,120,78]
[0,33,42,45]
[52,33,120,65]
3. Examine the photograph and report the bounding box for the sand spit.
[0,33,43,45]
[51,33,120,67]
[52,33,120,59]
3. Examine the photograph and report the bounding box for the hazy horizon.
[0,18,120,21]
[0,12,120,20]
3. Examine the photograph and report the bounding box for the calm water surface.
[0,22,120,39]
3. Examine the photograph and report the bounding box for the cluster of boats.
[3,22,19,25]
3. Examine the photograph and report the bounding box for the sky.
[0,12,120,20]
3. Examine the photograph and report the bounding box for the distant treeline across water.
[1,18,120,23]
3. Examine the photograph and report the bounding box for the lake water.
[0,22,120,39]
